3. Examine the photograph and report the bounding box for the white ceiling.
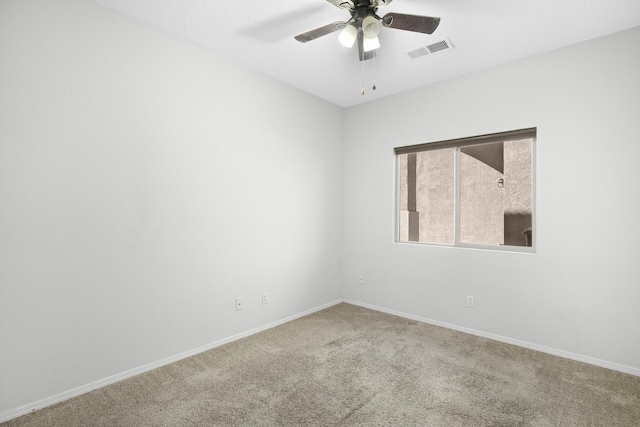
[90,0,640,108]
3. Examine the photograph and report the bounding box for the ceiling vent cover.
[407,38,454,60]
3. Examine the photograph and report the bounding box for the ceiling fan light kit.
[362,14,382,38]
[339,23,358,47]
[295,0,441,62]
[363,35,380,52]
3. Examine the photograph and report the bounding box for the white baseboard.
[344,299,640,378]
[0,299,343,424]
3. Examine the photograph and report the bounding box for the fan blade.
[295,22,347,43]
[381,13,440,34]
[326,0,354,10]
[371,0,394,6]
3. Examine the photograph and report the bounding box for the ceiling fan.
[295,0,441,61]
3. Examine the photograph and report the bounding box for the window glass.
[396,130,535,250]
[398,148,454,244]
[460,139,532,247]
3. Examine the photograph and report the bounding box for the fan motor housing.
[351,6,379,24]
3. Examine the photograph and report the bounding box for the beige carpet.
[3,303,640,426]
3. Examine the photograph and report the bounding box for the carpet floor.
[3,303,639,426]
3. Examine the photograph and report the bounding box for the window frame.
[394,128,536,253]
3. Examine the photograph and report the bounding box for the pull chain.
[361,48,365,95]
[372,50,377,91]
[360,49,379,95]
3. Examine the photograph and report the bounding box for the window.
[396,129,535,251]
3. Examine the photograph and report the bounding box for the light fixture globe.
[362,15,381,39]
[363,35,380,52]
[338,23,358,48]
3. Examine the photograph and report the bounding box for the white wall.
[343,26,640,374]
[0,0,343,417]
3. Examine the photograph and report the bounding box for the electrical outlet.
[235,297,243,311]
[466,295,474,308]
[358,274,364,284]
[262,292,269,305]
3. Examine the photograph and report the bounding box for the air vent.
[407,38,454,60]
